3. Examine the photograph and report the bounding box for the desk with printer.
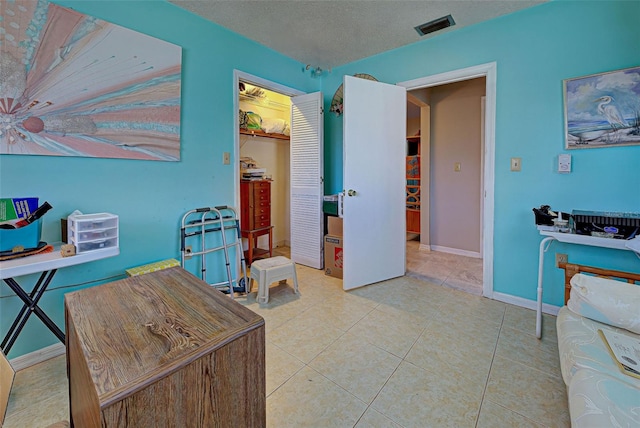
[533,205,640,339]
[533,205,640,239]
[533,207,640,427]
[532,206,640,339]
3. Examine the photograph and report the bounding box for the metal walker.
[180,206,248,297]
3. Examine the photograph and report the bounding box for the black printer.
[572,210,640,239]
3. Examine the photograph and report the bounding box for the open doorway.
[398,62,496,299]
[238,81,291,264]
[404,80,485,296]
[233,71,305,265]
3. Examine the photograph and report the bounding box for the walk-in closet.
[238,82,292,264]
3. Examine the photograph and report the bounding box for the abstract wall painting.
[0,0,182,161]
[564,66,640,149]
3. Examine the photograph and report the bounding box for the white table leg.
[537,236,556,339]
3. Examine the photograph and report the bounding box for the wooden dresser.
[240,179,273,265]
[65,267,265,427]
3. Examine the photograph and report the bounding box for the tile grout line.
[346,292,436,428]
[350,321,431,428]
[474,306,507,428]
[9,246,563,427]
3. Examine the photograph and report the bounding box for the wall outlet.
[555,253,568,267]
[185,245,193,258]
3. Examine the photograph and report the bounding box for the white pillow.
[568,273,640,334]
[261,117,286,134]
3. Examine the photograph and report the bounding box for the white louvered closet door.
[290,92,324,269]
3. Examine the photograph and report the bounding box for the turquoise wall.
[1,0,639,359]
[0,0,319,358]
[321,0,640,304]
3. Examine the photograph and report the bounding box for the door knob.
[347,189,357,197]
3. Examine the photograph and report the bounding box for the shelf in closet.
[240,93,289,112]
[240,128,290,141]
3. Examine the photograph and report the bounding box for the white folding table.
[0,244,118,353]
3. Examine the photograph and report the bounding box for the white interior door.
[290,92,324,269]
[343,76,406,290]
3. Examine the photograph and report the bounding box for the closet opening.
[237,80,292,265]
[234,70,323,270]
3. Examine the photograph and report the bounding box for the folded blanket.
[0,242,54,260]
[261,117,287,134]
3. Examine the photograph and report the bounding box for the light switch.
[454,162,461,172]
[223,152,230,165]
[510,157,521,172]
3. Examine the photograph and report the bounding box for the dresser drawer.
[252,215,269,227]
[253,186,270,199]
[254,212,270,222]
[254,204,270,216]
[254,220,271,229]
[253,181,270,190]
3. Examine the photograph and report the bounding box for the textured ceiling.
[170,0,546,69]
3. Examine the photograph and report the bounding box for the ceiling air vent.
[415,14,455,36]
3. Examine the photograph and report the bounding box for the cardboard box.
[327,216,343,236]
[0,350,15,426]
[0,198,38,222]
[324,234,343,279]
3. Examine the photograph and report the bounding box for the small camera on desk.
[533,205,571,232]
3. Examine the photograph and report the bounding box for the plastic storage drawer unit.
[68,213,119,254]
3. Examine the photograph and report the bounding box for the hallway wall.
[429,78,485,255]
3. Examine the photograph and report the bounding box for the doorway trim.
[232,70,305,211]
[397,62,497,298]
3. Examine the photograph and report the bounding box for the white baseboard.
[9,343,65,371]
[492,291,561,316]
[429,245,481,259]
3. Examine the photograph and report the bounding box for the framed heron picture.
[564,66,640,149]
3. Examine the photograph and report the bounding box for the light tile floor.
[4,245,568,427]
[405,239,484,296]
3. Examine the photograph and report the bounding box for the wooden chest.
[240,180,271,231]
[65,267,265,427]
